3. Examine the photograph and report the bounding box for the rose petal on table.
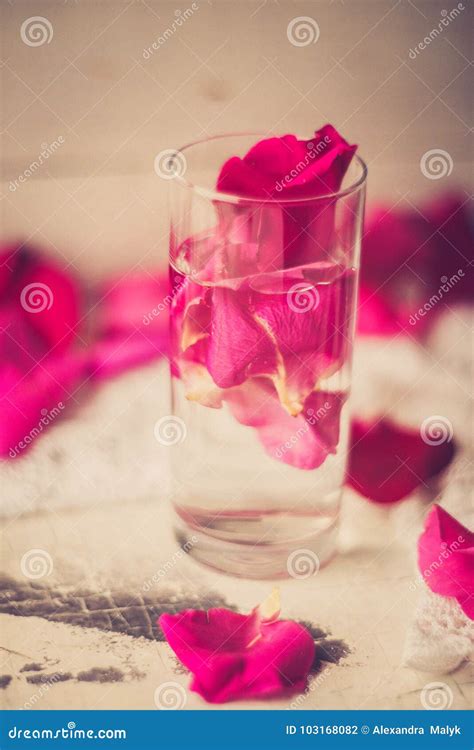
[96,270,169,338]
[0,245,21,297]
[1,246,81,353]
[425,192,474,304]
[159,604,314,703]
[0,310,45,371]
[418,504,474,620]
[358,207,435,338]
[90,269,170,378]
[346,418,456,503]
[87,331,168,381]
[0,245,85,457]
[14,252,82,352]
[0,352,86,458]
[358,194,474,338]
[357,284,408,337]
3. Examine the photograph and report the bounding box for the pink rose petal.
[217,126,356,201]
[1,246,84,457]
[425,193,473,304]
[12,250,82,351]
[203,269,351,416]
[1,245,170,457]
[89,269,170,379]
[159,602,315,703]
[226,379,345,470]
[216,125,357,270]
[250,268,352,413]
[0,352,87,458]
[87,332,167,381]
[96,271,169,338]
[205,286,277,389]
[418,505,474,620]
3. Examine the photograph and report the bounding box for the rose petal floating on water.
[226,379,345,471]
[198,270,351,416]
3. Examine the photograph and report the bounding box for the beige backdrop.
[1,0,472,279]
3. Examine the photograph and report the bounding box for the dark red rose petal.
[346,418,455,503]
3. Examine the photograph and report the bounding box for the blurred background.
[1,0,472,278]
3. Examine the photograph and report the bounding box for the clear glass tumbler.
[167,134,367,578]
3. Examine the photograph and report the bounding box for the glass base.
[174,511,339,579]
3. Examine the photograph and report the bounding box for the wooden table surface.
[0,490,470,711]
[0,360,471,711]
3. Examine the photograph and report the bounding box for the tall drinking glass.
[167,134,367,578]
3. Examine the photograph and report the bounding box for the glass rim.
[171,131,367,205]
